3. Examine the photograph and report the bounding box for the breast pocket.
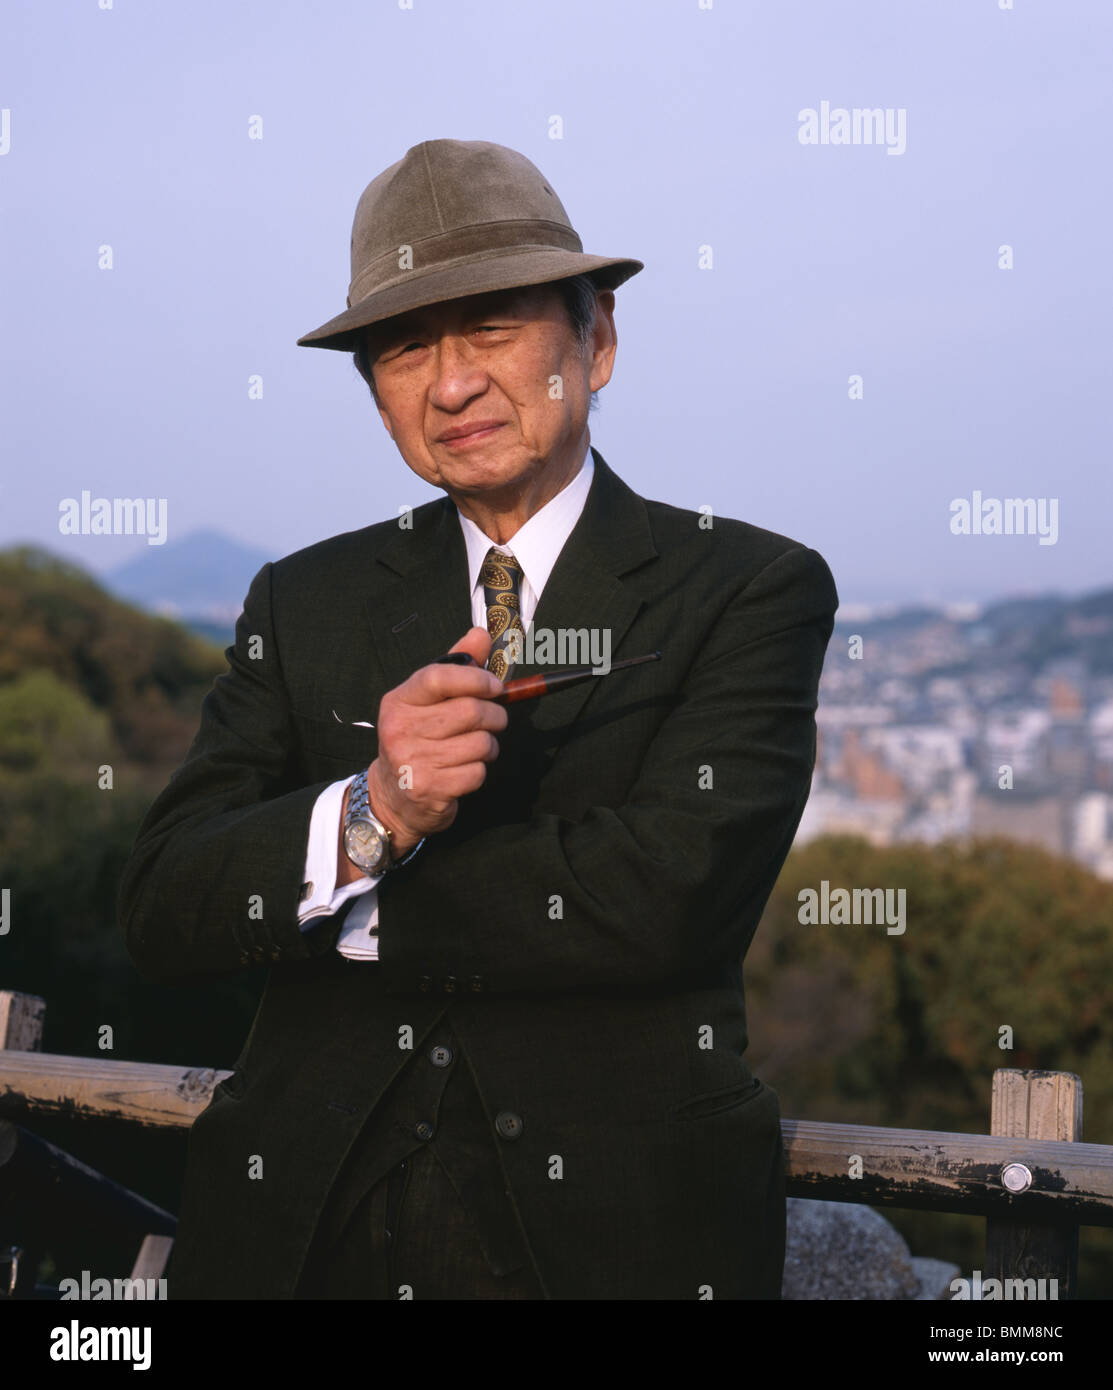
[291,709,379,775]
[671,1077,764,1122]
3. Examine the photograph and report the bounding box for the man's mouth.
[436,421,505,447]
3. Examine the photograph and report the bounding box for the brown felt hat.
[297,139,643,352]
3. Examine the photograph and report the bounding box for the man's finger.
[403,662,504,705]
[402,628,502,703]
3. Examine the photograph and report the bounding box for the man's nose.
[428,336,488,408]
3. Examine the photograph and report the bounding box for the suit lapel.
[360,494,473,694]
[509,447,658,742]
[359,447,659,741]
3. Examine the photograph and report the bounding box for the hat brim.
[296,250,643,352]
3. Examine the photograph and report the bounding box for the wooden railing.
[1,989,1111,1298]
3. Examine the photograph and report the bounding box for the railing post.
[986,1068,1082,1300]
[0,992,45,1053]
[0,991,45,1295]
[129,1233,174,1284]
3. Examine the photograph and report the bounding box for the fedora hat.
[297,139,643,352]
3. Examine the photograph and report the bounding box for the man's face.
[360,283,616,505]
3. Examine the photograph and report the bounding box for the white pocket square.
[332,709,375,729]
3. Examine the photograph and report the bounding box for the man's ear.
[589,290,617,395]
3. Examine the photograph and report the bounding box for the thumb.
[448,626,494,666]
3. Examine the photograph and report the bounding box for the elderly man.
[119,138,838,1300]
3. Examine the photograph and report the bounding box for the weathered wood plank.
[0,1051,232,1128]
[2,1053,1112,1228]
[986,1069,1082,1297]
[0,991,46,1052]
[781,1117,1113,1226]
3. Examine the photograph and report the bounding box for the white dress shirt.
[296,446,595,960]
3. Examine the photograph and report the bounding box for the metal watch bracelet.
[345,768,425,873]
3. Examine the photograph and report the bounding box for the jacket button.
[414,1121,434,1141]
[468,975,485,993]
[442,975,458,994]
[418,976,432,992]
[429,1045,453,1068]
[495,1111,523,1141]
[299,881,314,902]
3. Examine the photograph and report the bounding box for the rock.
[912,1256,963,1300]
[782,1197,922,1299]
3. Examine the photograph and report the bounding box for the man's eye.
[392,326,506,357]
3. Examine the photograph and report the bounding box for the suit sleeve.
[117,562,344,983]
[376,544,838,996]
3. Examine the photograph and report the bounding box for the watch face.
[344,818,386,872]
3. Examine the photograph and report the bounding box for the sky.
[1,0,1110,610]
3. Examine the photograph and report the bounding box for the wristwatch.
[342,768,425,876]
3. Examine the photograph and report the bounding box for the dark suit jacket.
[118,447,838,1299]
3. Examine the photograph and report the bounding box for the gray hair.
[352,272,601,413]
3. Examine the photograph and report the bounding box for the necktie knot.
[481,547,525,680]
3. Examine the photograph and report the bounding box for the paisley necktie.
[480,546,525,680]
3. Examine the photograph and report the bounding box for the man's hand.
[336,628,506,884]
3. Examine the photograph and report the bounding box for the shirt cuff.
[335,888,381,961]
[297,775,382,930]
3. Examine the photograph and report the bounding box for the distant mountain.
[832,584,1113,677]
[0,545,225,766]
[184,618,238,648]
[106,529,273,623]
